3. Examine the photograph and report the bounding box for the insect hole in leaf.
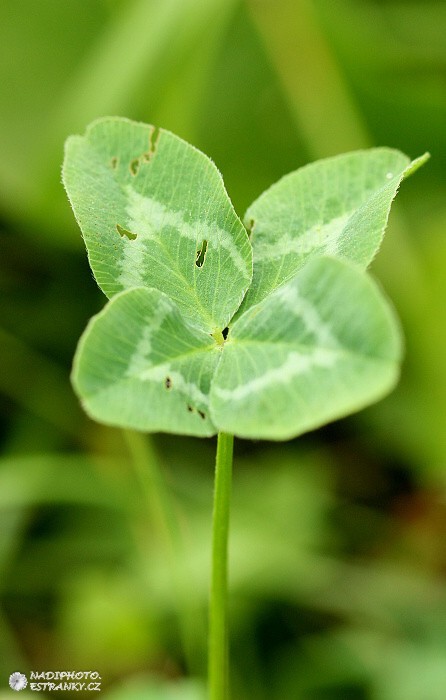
[195,239,208,267]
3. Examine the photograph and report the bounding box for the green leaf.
[210,257,402,440]
[62,117,252,334]
[65,120,426,439]
[239,149,427,313]
[72,287,221,437]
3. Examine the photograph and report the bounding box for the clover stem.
[209,432,234,700]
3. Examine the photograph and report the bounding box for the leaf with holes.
[210,256,402,440]
[239,149,429,314]
[72,287,220,436]
[62,117,252,335]
[64,118,427,439]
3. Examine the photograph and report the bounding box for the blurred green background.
[1,1,446,698]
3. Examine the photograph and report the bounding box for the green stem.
[209,432,234,700]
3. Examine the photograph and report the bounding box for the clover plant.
[63,117,427,699]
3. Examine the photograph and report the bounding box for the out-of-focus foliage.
[1,1,445,698]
